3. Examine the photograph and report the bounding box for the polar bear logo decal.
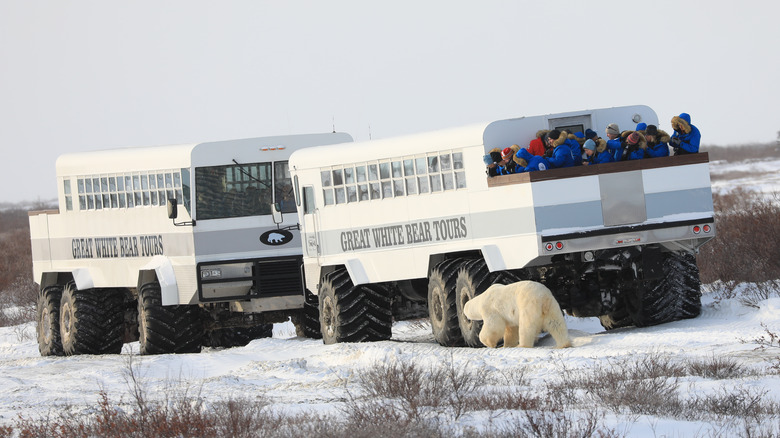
[259,229,294,246]
[268,232,285,243]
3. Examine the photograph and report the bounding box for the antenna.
[368,124,372,140]
[332,116,336,133]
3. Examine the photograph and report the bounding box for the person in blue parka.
[644,124,670,158]
[669,112,701,155]
[562,131,583,166]
[582,138,614,165]
[622,131,647,160]
[544,129,574,168]
[495,147,519,175]
[605,123,624,161]
[516,147,551,172]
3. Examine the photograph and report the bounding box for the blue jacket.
[587,150,614,165]
[517,148,551,172]
[584,139,614,165]
[565,138,582,166]
[606,138,623,161]
[623,145,646,160]
[547,143,574,168]
[646,142,670,158]
[671,113,701,155]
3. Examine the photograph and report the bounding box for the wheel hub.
[60,302,72,341]
[41,308,52,342]
[431,287,444,323]
[322,296,335,337]
[459,285,474,328]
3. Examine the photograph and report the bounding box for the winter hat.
[548,129,561,140]
[584,128,598,139]
[627,132,640,145]
[635,123,647,131]
[606,123,620,136]
[645,125,658,136]
[482,154,495,166]
[678,113,691,124]
[574,131,584,139]
[583,139,596,151]
[501,147,513,159]
[490,151,502,163]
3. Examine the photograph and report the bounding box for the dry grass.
[697,188,780,285]
[9,352,780,437]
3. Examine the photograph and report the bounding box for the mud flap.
[641,246,664,280]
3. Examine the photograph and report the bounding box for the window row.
[320,151,466,206]
[64,170,184,211]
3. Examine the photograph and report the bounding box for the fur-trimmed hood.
[646,129,671,144]
[671,114,692,134]
[553,133,568,147]
[595,138,608,154]
[510,144,526,166]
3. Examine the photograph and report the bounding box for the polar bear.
[463,280,571,348]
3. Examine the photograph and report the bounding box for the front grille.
[196,255,304,302]
[255,257,303,297]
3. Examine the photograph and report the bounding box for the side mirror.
[167,198,178,219]
[271,203,283,224]
[168,198,195,226]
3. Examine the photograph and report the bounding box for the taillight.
[703,224,711,233]
[545,242,564,251]
[693,226,701,234]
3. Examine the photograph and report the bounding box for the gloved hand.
[544,148,553,158]
[669,137,681,147]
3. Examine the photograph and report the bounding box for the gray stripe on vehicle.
[193,227,301,255]
[645,188,714,220]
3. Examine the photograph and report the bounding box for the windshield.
[195,162,274,220]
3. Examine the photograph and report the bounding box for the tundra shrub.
[697,189,780,284]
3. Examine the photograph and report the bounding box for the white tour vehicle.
[288,105,715,346]
[29,132,352,356]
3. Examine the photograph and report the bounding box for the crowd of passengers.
[484,112,701,176]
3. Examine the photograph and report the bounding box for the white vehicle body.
[30,132,352,355]
[289,105,715,345]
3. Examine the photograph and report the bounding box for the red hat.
[501,147,512,159]
[627,132,639,145]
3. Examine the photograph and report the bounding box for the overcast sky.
[2,1,779,203]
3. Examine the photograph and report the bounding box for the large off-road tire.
[678,252,703,319]
[319,269,392,344]
[456,260,522,347]
[36,286,64,356]
[59,283,125,355]
[293,289,322,339]
[138,282,203,355]
[627,251,703,327]
[203,323,273,348]
[428,258,467,347]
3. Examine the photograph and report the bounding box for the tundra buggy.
[288,105,715,346]
[29,132,351,356]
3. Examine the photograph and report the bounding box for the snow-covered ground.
[709,157,780,197]
[1,154,779,436]
[1,291,779,436]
